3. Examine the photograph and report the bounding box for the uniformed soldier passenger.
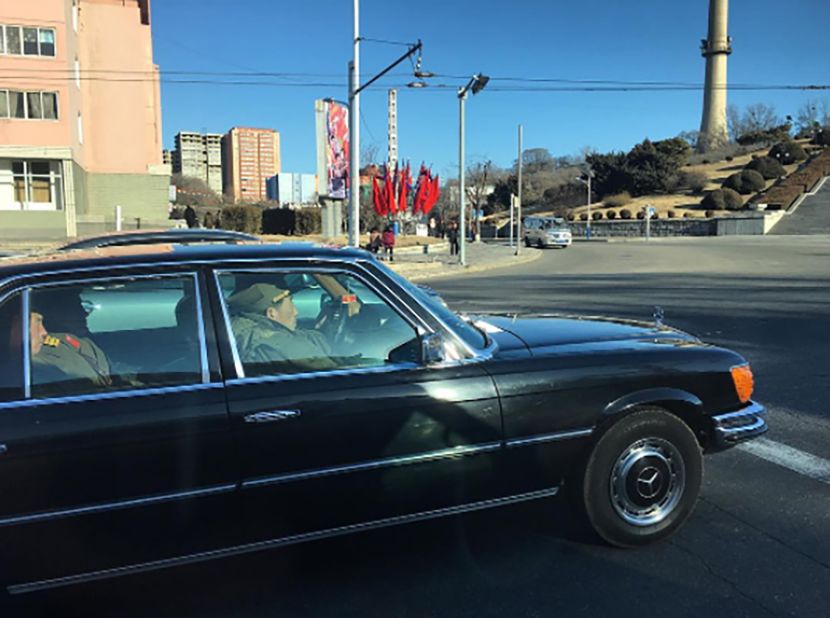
[227,283,338,373]
[29,310,113,394]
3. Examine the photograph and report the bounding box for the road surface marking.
[738,438,830,486]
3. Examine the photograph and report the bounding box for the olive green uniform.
[231,312,338,373]
[32,333,112,394]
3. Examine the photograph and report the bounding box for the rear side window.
[28,276,205,398]
[0,293,24,402]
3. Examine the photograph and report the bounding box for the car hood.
[474,313,699,354]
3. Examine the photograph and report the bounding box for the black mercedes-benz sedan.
[0,238,766,594]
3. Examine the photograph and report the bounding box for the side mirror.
[421,332,446,365]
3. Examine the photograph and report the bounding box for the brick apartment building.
[222,127,280,202]
[0,0,169,240]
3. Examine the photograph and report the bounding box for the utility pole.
[457,74,489,266]
[515,124,523,255]
[459,90,467,266]
[348,0,360,247]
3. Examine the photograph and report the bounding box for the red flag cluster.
[372,162,439,217]
[413,165,440,215]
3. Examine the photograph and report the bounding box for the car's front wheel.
[580,408,702,547]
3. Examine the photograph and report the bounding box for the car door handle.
[243,410,301,424]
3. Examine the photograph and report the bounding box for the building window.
[1,25,55,57]
[4,160,63,211]
[0,90,58,120]
[5,25,21,54]
[39,29,55,56]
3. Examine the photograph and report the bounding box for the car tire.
[579,408,702,547]
[524,237,531,248]
[536,239,545,249]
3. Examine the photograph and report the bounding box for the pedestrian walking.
[447,222,459,256]
[365,226,382,254]
[382,225,396,262]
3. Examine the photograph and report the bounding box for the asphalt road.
[8,236,830,618]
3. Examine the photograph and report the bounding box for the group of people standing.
[365,226,397,261]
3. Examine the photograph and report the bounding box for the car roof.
[0,242,370,289]
[57,229,260,251]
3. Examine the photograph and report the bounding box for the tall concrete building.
[697,0,732,153]
[172,131,223,194]
[0,0,169,239]
[222,127,280,202]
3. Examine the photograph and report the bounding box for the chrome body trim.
[0,382,225,411]
[212,270,245,378]
[241,442,503,489]
[1,254,499,371]
[243,410,301,424]
[0,483,236,528]
[225,362,421,388]
[711,401,767,448]
[12,272,212,401]
[213,264,431,378]
[505,428,594,448]
[191,273,211,384]
[7,487,559,595]
[22,289,31,398]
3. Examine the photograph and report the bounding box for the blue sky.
[153,0,830,177]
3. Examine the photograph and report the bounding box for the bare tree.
[361,143,380,165]
[744,103,781,133]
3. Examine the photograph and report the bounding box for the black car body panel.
[0,242,767,592]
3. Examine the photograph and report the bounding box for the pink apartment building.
[222,127,281,203]
[0,0,169,240]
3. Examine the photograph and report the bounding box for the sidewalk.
[385,240,543,282]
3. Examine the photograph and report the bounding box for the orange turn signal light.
[731,364,754,404]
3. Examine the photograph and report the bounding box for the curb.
[391,247,544,282]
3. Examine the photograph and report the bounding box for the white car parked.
[523,216,573,248]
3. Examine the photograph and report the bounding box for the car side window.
[28,276,205,398]
[0,293,24,402]
[218,270,420,378]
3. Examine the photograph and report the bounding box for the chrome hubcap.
[610,438,685,526]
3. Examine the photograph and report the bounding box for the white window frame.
[0,24,55,57]
[0,89,59,121]
[9,160,64,212]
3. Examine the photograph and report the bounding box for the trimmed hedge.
[723,169,766,195]
[592,211,603,221]
[745,156,786,180]
[702,188,743,211]
[606,210,617,220]
[261,207,323,235]
[620,208,632,219]
[220,205,262,234]
[768,141,807,165]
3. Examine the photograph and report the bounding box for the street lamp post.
[576,168,594,239]
[457,74,489,266]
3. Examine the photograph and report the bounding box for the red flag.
[372,175,384,216]
[398,164,409,214]
[423,174,440,214]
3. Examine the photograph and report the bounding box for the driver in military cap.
[227,283,338,373]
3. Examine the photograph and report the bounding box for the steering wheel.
[317,297,350,349]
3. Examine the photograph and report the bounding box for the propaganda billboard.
[315,99,350,199]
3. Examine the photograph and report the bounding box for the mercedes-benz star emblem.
[636,467,663,499]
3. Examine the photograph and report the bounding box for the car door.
[211,263,509,545]
[0,269,235,590]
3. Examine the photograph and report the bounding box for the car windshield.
[383,265,488,351]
